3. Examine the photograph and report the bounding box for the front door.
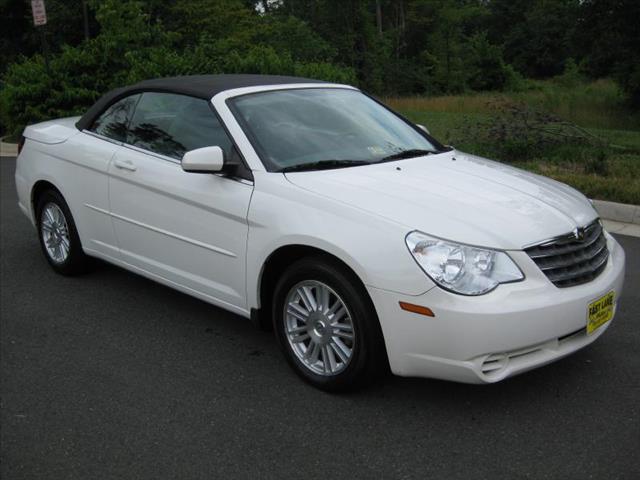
[108,92,253,312]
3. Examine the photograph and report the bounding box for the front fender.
[246,172,435,310]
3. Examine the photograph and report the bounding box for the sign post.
[31,0,50,74]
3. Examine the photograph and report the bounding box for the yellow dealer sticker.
[587,291,615,335]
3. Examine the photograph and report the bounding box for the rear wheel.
[272,257,386,391]
[36,190,91,275]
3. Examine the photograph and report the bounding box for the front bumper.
[368,232,626,383]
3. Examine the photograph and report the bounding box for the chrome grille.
[525,221,608,288]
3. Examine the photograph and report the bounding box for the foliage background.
[0,0,638,202]
[2,0,639,136]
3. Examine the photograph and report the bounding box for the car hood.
[284,150,598,250]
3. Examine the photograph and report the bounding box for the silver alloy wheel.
[284,280,355,376]
[40,202,71,264]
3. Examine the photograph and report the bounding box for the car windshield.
[228,88,443,172]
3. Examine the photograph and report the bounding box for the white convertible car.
[15,75,625,391]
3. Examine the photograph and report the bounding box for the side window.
[90,94,140,142]
[127,92,234,160]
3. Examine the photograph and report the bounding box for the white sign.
[31,0,47,27]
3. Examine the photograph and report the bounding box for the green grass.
[388,80,640,205]
[387,78,640,130]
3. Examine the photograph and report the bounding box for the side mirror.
[416,124,430,134]
[181,146,224,173]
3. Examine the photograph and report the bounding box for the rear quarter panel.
[15,130,118,254]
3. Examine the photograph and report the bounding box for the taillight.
[18,135,25,155]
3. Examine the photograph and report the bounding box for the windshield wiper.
[279,159,371,173]
[380,149,436,162]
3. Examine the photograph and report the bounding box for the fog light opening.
[481,354,509,377]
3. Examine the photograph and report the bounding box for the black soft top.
[76,74,327,131]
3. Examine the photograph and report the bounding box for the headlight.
[405,231,524,295]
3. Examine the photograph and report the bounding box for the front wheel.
[272,257,386,391]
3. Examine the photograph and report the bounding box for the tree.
[0,0,95,74]
[487,0,580,78]
[574,0,640,105]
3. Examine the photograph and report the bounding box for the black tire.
[272,256,387,392]
[35,189,91,275]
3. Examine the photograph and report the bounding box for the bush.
[584,150,609,177]
[465,33,512,92]
[554,58,586,89]
[502,64,527,92]
[0,47,103,138]
[453,98,602,161]
[221,45,355,83]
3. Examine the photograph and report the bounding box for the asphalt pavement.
[1,157,639,479]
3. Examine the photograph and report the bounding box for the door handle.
[114,159,137,172]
